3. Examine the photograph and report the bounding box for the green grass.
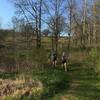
[1,46,100,100]
[0,72,17,79]
[31,67,69,100]
[1,62,100,100]
[52,63,100,100]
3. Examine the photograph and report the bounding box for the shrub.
[86,48,100,73]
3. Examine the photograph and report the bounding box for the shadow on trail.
[31,67,71,100]
[65,62,100,100]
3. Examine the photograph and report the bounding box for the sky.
[0,0,85,30]
[0,0,15,29]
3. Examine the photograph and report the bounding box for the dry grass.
[0,74,43,100]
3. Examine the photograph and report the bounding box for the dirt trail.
[61,63,100,100]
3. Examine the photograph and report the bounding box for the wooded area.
[0,0,100,100]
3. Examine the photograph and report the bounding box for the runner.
[62,51,67,72]
[51,50,57,67]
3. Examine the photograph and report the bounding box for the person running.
[51,50,57,67]
[61,51,68,72]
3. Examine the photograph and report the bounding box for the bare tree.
[11,0,43,48]
[42,0,67,53]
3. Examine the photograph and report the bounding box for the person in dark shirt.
[51,50,57,67]
[61,51,68,72]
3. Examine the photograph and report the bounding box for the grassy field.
[0,36,100,100]
[0,61,100,100]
